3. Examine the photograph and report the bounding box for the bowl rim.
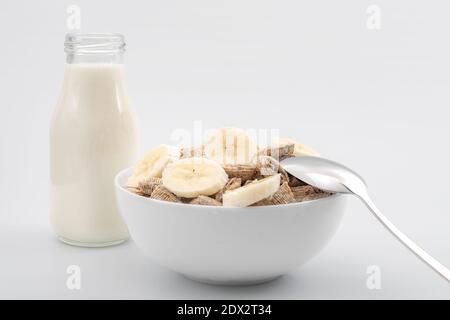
[115,166,342,210]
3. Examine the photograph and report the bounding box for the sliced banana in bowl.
[274,137,320,157]
[162,157,228,198]
[203,127,258,165]
[127,144,179,188]
[222,174,281,208]
[124,129,330,207]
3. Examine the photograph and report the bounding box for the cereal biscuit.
[138,177,162,196]
[150,185,181,203]
[215,177,242,202]
[257,143,295,161]
[252,182,295,206]
[190,195,222,206]
[222,164,258,182]
[256,156,289,184]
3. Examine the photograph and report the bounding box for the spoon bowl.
[281,156,367,196]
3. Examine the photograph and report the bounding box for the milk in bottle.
[50,34,139,247]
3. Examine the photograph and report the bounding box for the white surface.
[0,214,448,300]
[0,1,450,298]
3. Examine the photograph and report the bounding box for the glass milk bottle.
[50,34,139,247]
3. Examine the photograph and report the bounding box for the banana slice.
[162,157,228,198]
[127,144,179,188]
[222,174,281,207]
[275,138,320,157]
[204,127,257,165]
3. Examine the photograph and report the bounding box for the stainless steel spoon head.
[280,155,450,282]
[280,156,368,197]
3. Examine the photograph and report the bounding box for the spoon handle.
[360,194,450,282]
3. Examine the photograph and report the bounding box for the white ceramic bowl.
[115,167,347,285]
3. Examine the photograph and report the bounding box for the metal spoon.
[280,156,450,282]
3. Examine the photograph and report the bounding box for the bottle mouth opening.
[65,33,125,54]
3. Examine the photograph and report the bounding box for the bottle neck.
[64,33,125,64]
[66,53,124,64]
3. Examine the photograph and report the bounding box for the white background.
[0,1,449,298]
